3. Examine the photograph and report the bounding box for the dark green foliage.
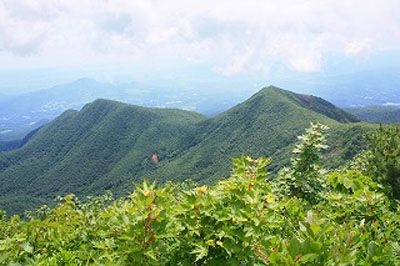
[0,125,399,265]
[0,196,47,216]
[146,87,370,185]
[0,100,205,213]
[0,86,371,214]
[279,90,360,123]
[360,125,400,199]
[346,105,400,124]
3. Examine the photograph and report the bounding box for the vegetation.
[0,86,373,214]
[357,125,400,199]
[0,123,399,265]
[346,105,400,124]
[276,123,329,203]
[0,101,206,214]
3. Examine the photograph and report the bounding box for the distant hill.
[0,78,244,141]
[0,79,120,141]
[0,99,206,214]
[0,86,371,214]
[346,105,400,124]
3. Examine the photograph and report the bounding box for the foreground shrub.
[363,125,400,199]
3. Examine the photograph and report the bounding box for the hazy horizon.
[0,0,399,98]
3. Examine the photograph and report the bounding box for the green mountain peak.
[245,85,360,123]
[0,86,370,214]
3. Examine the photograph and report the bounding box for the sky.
[0,0,400,95]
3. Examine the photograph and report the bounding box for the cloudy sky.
[0,0,400,94]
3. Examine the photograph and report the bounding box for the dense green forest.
[346,105,400,124]
[0,87,373,215]
[0,123,399,265]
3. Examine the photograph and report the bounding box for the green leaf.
[21,242,33,254]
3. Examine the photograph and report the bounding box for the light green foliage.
[0,124,399,265]
[276,123,328,202]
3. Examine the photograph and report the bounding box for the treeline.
[346,106,400,124]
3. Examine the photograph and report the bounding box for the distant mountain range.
[1,73,399,142]
[0,86,372,214]
[0,78,245,141]
[346,106,400,124]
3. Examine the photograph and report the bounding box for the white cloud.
[344,40,372,56]
[214,46,255,76]
[0,0,399,74]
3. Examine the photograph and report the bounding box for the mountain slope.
[262,87,359,123]
[346,105,400,124]
[0,100,205,213]
[0,86,371,214]
[143,86,366,185]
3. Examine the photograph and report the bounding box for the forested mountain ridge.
[346,105,400,124]
[0,86,372,214]
[144,87,367,186]
[0,78,246,141]
[256,87,360,123]
[1,123,399,265]
[0,100,206,213]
